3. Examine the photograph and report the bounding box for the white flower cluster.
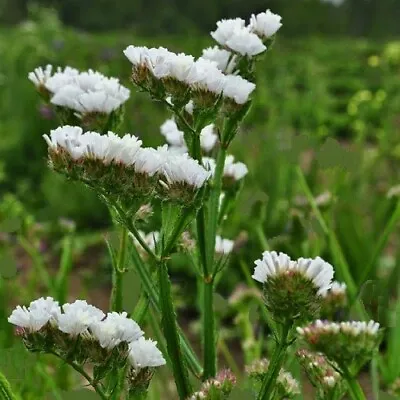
[9,298,166,369]
[297,320,381,337]
[8,297,61,332]
[123,46,255,105]
[210,10,281,57]
[203,155,248,182]
[44,126,211,189]
[215,235,234,254]
[29,65,130,115]
[252,251,334,295]
[160,118,217,152]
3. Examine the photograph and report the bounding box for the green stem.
[111,227,128,312]
[129,233,203,378]
[342,367,366,400]
[0,371,19,400]
[158,261,192,399]
[206,147,227,271]
[49,351,108,400]
[257,324,291,400]
[203,279,216,380]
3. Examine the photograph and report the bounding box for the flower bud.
[246,358,300,398]
[296,349,347,398]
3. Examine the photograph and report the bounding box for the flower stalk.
[111,227,128,312]
[341,366,366,400]
[158,260,192,399]
[256,323,292,400]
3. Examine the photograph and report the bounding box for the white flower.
[200,124,218,152]
[252,251,334,295]
[90,312,143,349]
[8,297,61,332]
[215,236,234,254]
[58,300,105,336]
[162,153,211,189]
[249,9,282,38]
[154,53,195,82]
[128,337,166,369]
[29,297,62,321]
[211,18,246,46]
[123,46,172,74]
[50,77,130,114]
[201,46,236,73]
[186,58,226,96]
[44,66,79,93]
[203,155,248,181]
[225,28,266,57]
[160,119,185,147]
[28,65,53,87]
[224,155,248,180]
[223,75,256,104]
[133,147,166,176]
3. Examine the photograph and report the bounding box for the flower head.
[90,312,144,350]
[249,9,282,39]
[57,300,105,336]
[296,349,346,396]
[252,251,334,323]
[225,28,266,57]
[128,337,166,369]
[211,18,246,46]
[8,297,61,333]
[297,320,382,370]
[223,74,256,105]
[189,370,236,400]
[30,66,130,121]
